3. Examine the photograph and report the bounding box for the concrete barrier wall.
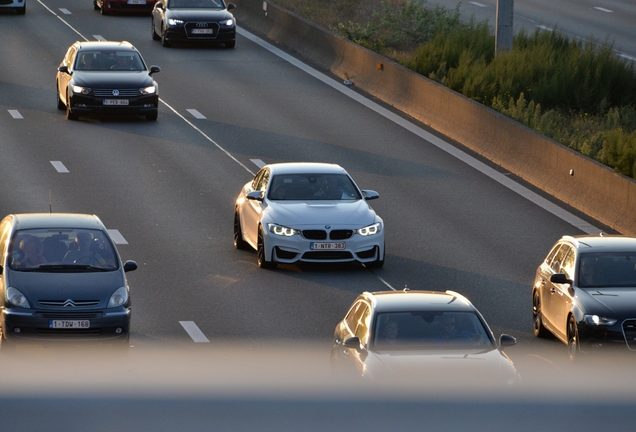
[233,0,636,235]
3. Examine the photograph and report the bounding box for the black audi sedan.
[533,234,636,360]
[56,40,161,121]
[151,0,236,48]
[0,213,137,349]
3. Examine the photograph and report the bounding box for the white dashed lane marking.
[59,8,71,14]
[93,35,106,41]
[8,110,23,119]
[250,159,266,169]
[107,229,128,245]
[180,321,210,343]
[469,2,488,7]
[50,161,69,173]
[593,7,613,13]
[186,109,206,119]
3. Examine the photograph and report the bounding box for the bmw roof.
[8,213,106,230]
[360,290,477,313]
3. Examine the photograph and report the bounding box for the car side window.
[545,244,561,266]
[65,47,77,70]
[550,244,569,273]
[354,306,371,346]
[344,302,363,332]
[254,169,270,192]
[561,247,576,280]
[0,219,11,264]
[251,169,265,191]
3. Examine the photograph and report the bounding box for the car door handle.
[550,287,556,294]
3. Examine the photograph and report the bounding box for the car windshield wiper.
[19,264,110,272]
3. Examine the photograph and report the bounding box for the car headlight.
[168,18,184,26]
[356,222,381,236]
[583,314,617,326]
[7,287,30,309]
[108,286,129,308]
[72,85,91,95]
[220,18,234,26]
[140,85,157,95]
[268,223,300,237]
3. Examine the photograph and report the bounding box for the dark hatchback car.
[0,213,137,348]
[56,40,161,121]
[94,0,158,15]
[533,235,636,360]
[152,0,236,48]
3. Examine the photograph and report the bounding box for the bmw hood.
[579,288,636,317]
[363,348,519,385]
[71,71,155,89]
[266,201,378,228]
[7,271,125,307]
[167,9,233,21]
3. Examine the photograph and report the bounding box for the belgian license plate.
[103,99,129,106]
[50,320,90,329]
[127,0,146,4]
[310,242,345,250]
[191,29,214,34]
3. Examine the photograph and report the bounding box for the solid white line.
[8,110,23,119]
[107,229,128,244]
[58,8,71,14]
[237,27,601,234]
[50,161,69,173]
[186,109,206,119]
[179,321,210,343]
[250,159,266,169]
[593,7,613,13]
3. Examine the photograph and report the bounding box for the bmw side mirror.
[149,65,161,76]
[343,336,362,350]
[227,3,236,9]
[499,334,516,349]
[550,273,572,285]
[58,65,69,74]
[123,260,138,272]
[362,190,379,201]
[246,191,264,202]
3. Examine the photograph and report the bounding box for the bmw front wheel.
[257,227,275,269]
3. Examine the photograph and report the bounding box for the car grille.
[623,320,636,350]
[92,89,141,97]
[302,251,353,260]
[38,299,101,308]
[37,311,104,319]
[302,230,354,240]
[185,22,220,39]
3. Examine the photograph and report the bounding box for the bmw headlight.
[72,85,91,95]
[168,18,184,26]
[7,287,30,309]
[356,222,381,236]
[583,314,617,326]
[140,85,157,95]
[268,223,300,237]
[108,286,129,308]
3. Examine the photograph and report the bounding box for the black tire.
[234,211,249,250]
[225,41,236,49]
[65,92,78,120]
[161,28,171,47]
[56,85,65,110]
[145,111,158,121]
[532,290,550,338]
[152,20,160,40]
[567,315,579,362]
[257,228,275,269]
[100,1,109,15]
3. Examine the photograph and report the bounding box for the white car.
[234,162,385,269]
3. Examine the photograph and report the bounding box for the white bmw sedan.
[234,163,385,269]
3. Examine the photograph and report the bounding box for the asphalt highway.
[0,1,634,429]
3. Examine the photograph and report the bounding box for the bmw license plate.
[310,242,345,250]
[103,99,129,106]
[191,29,214,34]
[50,320,90,329]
